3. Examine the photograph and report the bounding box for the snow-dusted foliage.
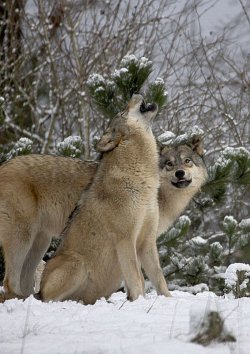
[223,147,250,160]
[56,136,83,158]
[201,145,250,204]
[225,263,250,298]
[146,77,168,110]
[87,73,107,87]
[6,137,33,160]
[87,73,117,116]
[158,207,250,295]
[239,218,250,232]
[213,147,249,173]
[157,126,204,147]
[222,215,238,235]
[120,54,152,70]
[87,53,167,117]
[158,215,191,246]
[111,54,153,102]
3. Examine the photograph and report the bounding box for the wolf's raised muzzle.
[140,101,157,113]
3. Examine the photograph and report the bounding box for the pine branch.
[201,146,250,204]
[87,54,168,119]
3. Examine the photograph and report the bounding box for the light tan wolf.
[39,94,170,303]
[0,113,207,302]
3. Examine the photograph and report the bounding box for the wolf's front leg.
[115,238,144,301]
[140,240,171,297]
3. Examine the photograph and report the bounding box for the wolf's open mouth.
[140,101,157,113]
[171,179,192,188]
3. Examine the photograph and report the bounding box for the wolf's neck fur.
[100,128,159,182]
[157,183,199,236]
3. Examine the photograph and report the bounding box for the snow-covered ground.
[0,290,249,354]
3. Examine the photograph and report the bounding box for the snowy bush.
[203,146,250,203]
[56,136,84,158]
[239,218,250,233]
[158,215,191,247]
[225,263,250,298]
[6,137,33,160]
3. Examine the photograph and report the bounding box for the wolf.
[157,141,207,236]
[39,94,170,303]
[0,115,207,302]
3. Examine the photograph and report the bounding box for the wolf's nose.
[175,170,185,179]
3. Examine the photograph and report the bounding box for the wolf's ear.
[95,128,121,152]
[156,140,172,155]
[189,137,204,156]
[95,125,130,152]
[156,139,164,152]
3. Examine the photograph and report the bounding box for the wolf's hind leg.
[20,232,52,296]
[40,253,87,302]
[1,226,35,300]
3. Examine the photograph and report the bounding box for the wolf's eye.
[165,161,173,170]
[185,158,193,166]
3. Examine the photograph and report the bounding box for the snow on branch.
[56,136,84,158]
[157,125,204,147]
[6,138,33,160]
[225,263,250,298]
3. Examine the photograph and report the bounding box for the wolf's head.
[96,94,158,152]
[159,137,207,190]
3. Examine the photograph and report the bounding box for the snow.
[157,131,175,144]
[154,77,164,85]
[1,290,250,353]
[239,218,250,230]
[178,215,191,226]
[139,56,152,69]
[223,147,250,159]
[225,263,250,288]
[87,73,106,87]
[6,138,33,160]
[112,68,129,79]
[223,216,238,228]
[169,284,209,295]
[120,54,152,69]
[157,126,204,147]
[216,147,250,169]
[191,236,207,246]
[56,136,82,158]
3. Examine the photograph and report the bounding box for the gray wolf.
[40,94,170,303]
[0,118,206,302]
[0,155,98,300]
[157,142,207,235]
